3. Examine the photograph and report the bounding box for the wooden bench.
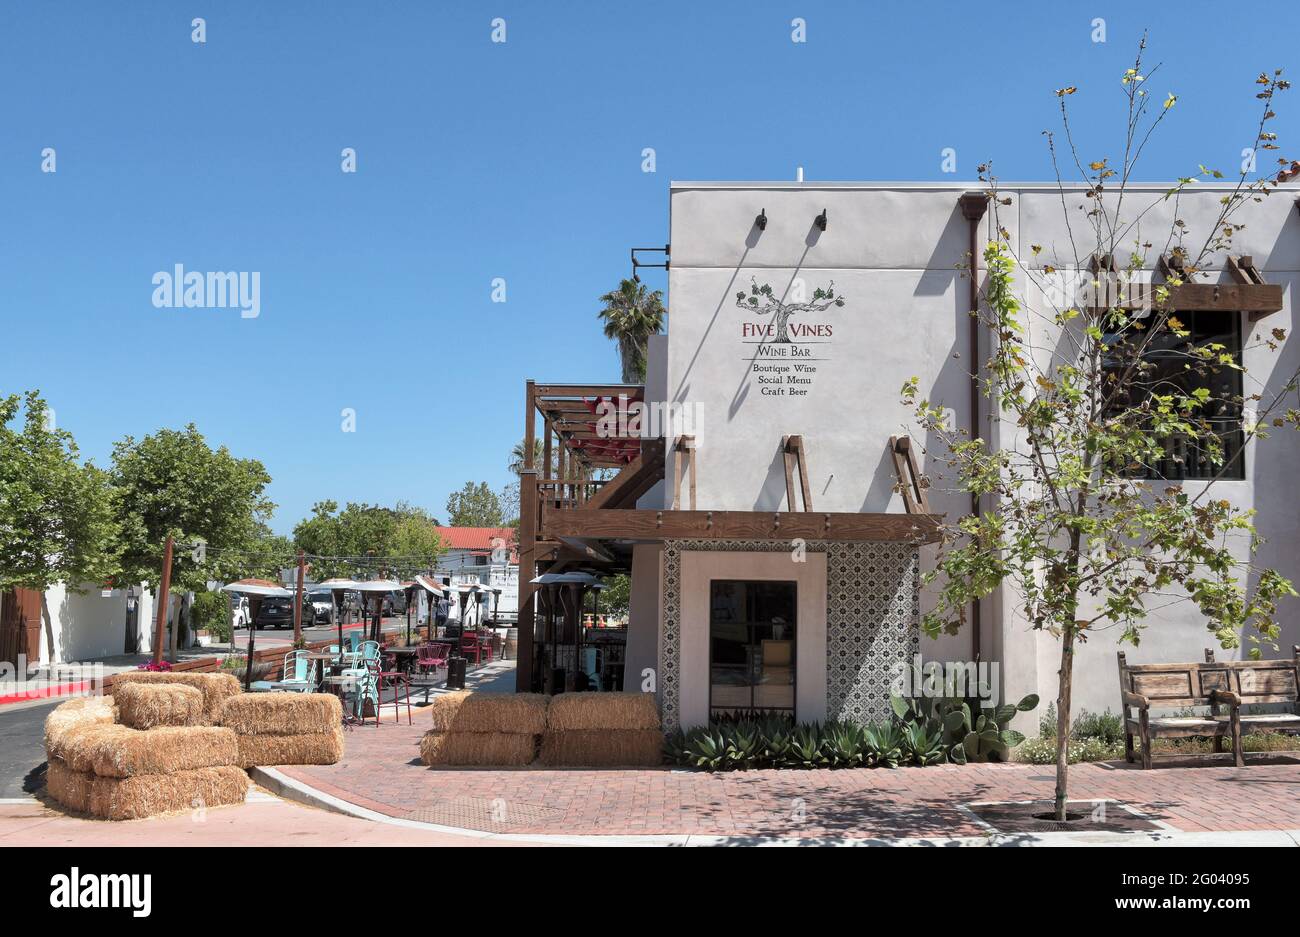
[1117,647,1300,768]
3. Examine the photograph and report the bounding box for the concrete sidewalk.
[0,793,530,847]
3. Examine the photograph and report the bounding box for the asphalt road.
[0,699,59,799]
[0,616,428,799]
[231,615,417,648]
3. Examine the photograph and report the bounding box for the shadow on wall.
[1242,272,1300,661]
[726,244,813,422]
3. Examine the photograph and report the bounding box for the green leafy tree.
[445,482,504,527]
[0,391,120,655]
[597,278,666,382]
[111,424,275,601]
[293,500,442,579]
[600,573,631,618]
[902,45,1297,819]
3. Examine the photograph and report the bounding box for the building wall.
[39,582,158,665]
[658,539,918,731]
[623,542,662,692]
[662,181,1300,726]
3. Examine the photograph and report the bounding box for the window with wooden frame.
[1102,310,1245,481]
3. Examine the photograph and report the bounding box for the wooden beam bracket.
[889,435,931,514]
[781,435,814,512]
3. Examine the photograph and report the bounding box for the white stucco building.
[515,180,1300,732]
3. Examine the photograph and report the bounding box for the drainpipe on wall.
[958,192,989,665]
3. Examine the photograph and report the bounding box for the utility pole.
[293,548,306,645]
[151,535,174,665]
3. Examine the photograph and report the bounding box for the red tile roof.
[435,527,516,551]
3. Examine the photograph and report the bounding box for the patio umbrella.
[353,579,403,643]
[222,579,292,689]
[314,577,362,653]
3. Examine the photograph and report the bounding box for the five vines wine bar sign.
[736,280,845,398]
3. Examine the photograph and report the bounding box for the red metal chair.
[417,642,450,674]
[375,656,412,726]
[459,632,482,665]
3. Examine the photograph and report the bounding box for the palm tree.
[597,279,665,383]
[509,438,545,476]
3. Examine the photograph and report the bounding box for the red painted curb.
[0,680,92,707]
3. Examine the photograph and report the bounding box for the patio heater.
[221,579,292,689]
[315,578,361,659]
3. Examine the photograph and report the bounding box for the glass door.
[709,580,796,717]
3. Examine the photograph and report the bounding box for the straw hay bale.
[539,729,665,767]
[545,692,660,732]
[426,691,548,734]
[114,682,203,729]
[54,723,136,773]
[87,765,248,821]
[419,730,538,767]
[425,691,470,731]
[57,723,237,778]
[235,726,344,768]
[43,696,116,755]
[111,671,241,724]
[218,693,341,736]
[45,757,93,813]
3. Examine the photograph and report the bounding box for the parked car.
[382,590,407,616]
[253,597,306,630]
[307,591,334,625]
[230,595,250,632]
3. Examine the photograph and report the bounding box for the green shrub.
[1039,702,1058,739]
[665,715,939,772]
[191,590,231,641]
[1013,735,1121,764]
[1071,708,1125,745]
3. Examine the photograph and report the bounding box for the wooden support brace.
[671,435,696,511]
[781,435,813,512]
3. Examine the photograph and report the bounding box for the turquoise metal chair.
[352,657,381,724]
[280,650,314,692]
[340,632,363,668]
[341,640,379,677]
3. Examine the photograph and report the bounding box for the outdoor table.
[382,646,420,675]
[322,674,362,725]
[305,651,338,689]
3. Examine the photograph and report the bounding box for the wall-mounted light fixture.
[630,245,670,283]
[814,209,828,231]
[755,209,767,231]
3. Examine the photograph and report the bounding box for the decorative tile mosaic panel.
[658,540,918,731]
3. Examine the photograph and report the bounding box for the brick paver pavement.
[281,716,1300,839]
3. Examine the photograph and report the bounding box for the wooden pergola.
[514,379,944,692]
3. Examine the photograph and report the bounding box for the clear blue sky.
[2,1,1294,534]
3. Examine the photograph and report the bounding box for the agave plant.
[900,721,947,766]
[682,727,731,771]
[862,722,904,768]
[724,721,765,770]
[819,721,868,768]
[781,724,826,769]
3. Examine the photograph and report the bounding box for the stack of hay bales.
[44,686,246,820]
[218,693,344,769]
[110,670,242,725]
[540,693,664,767]
[419,691,548,767]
